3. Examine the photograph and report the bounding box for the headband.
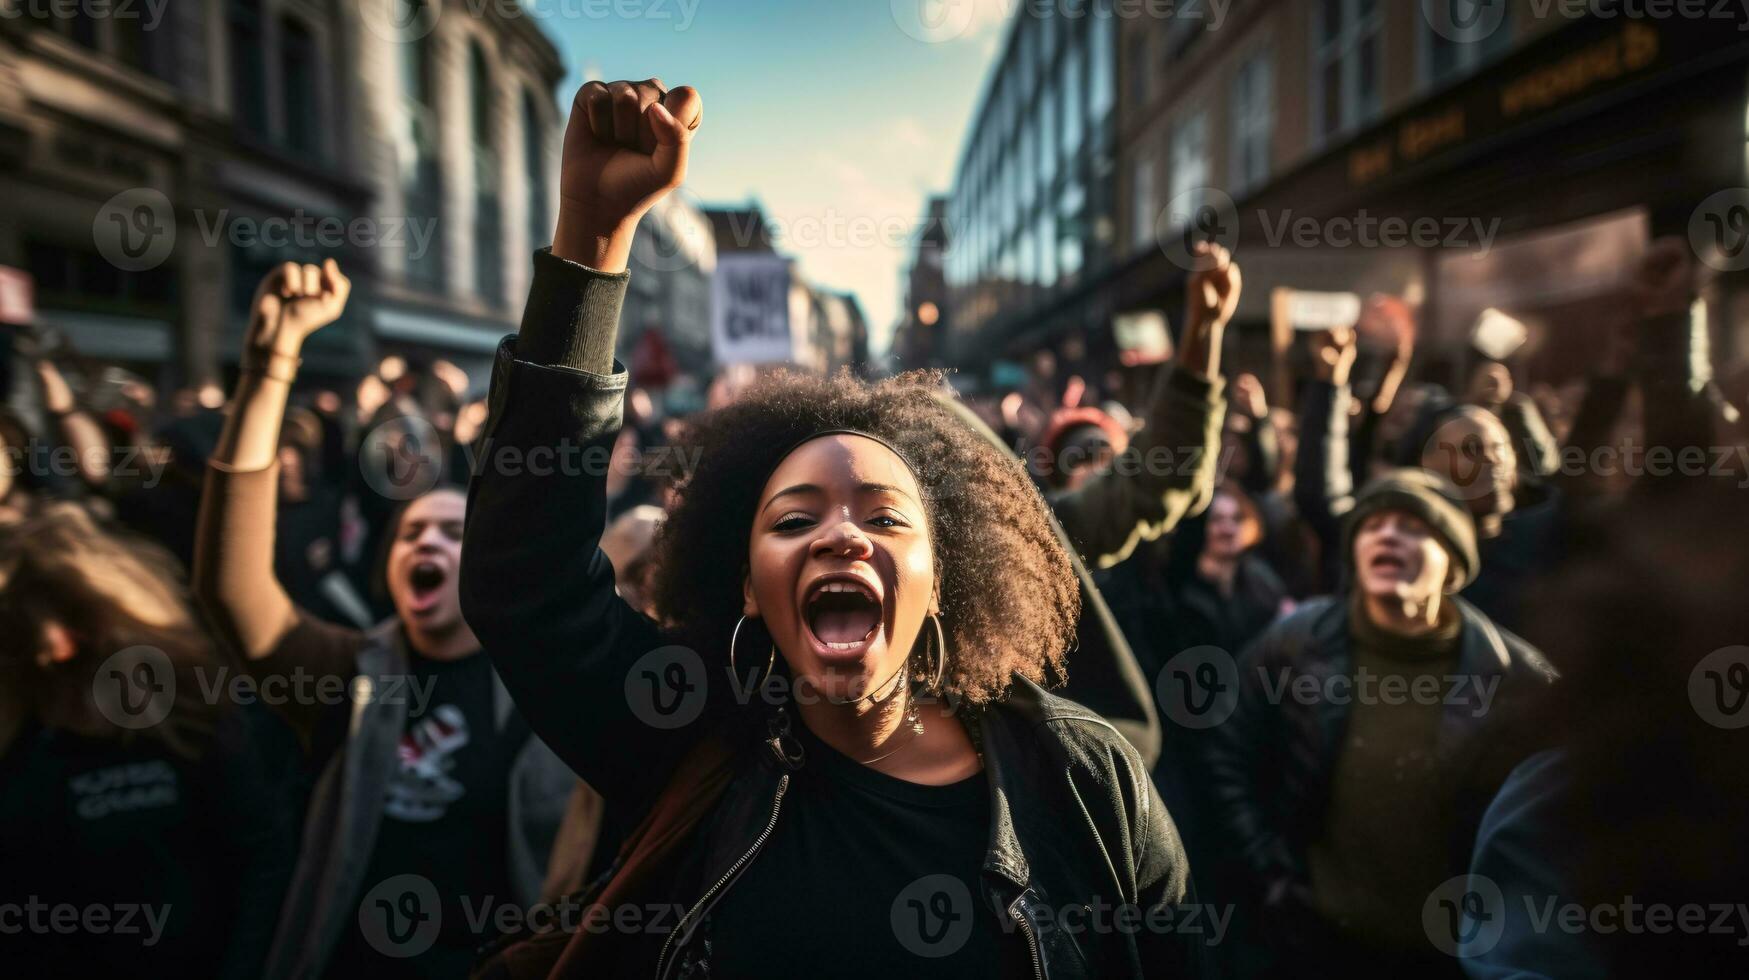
[768,427,920,483]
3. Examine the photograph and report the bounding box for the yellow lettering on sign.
[1349,142,1393,185]
[1500,24,1659,119]
[1623,21,1658,71]
[1400,105,1466,162]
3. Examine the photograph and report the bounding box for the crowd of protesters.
[3,76,1748,979]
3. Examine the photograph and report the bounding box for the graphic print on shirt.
[71,760,179,820]
[383,704,469,821]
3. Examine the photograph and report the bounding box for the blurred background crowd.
[5,0,1749,977]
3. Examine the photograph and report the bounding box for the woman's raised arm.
[460,79,709,812]
[192,260,351,662]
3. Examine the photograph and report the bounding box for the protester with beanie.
[1205,470,1555,979]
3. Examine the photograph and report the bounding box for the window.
[1038,85,1058,185]
[1058,166,1084,281]
[1423,0,1512,88]
[36,5,98,48]
[1313,0,1384,142]
[524,91,549,255]
[1230,52,1274,196]
[1007,84,1021,159]
[470,42,503,305]
[996,157,1012,238]
[399,0,434,111]
[1088,9,1114,123]
[399,0,442,289]
[470,45,495,155]
[1127,30,1152,109]
[1058,232,1083,280]
[1166,111,1209,233]
[35,0,166,77]
[1037,2,1057,63]
[25,239,176,310]
[281,17,319,156]
[229,0,267,138]
[113,13,160,75]
[1059,44,1083,160]
[1037,209,1057,287]
[1130,150,1157,252]
[1165,0,1211,58]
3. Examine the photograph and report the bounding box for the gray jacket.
[263,619,575,980]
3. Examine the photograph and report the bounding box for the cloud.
[892,117,930,150]
[891,0,1013,47]
[963,0,1015,39]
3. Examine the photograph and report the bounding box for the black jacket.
[1202,595,1555,902]
[458,252,1204,978]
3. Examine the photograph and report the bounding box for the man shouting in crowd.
[1206,471,1555,978]
[194,261,579,979]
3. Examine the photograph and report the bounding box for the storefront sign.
[1342,18,1717,192]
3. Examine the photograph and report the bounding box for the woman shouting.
[462,78,1212,979]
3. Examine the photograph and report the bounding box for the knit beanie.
[1343,469,1480,592]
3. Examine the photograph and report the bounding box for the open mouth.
[1368,553,1409,576]
[802,577,883,656]
[406,561,447,612]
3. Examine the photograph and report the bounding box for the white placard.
[1286,290,1362,331]
[1112,310,1172,365]
[711,253,793,365]
[1471,307,1529,361]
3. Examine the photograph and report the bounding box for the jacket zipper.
[1008,895,1044,980]
[654,773,790,979]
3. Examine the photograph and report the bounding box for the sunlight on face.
[387,489,467,633]
[744,435,935,703]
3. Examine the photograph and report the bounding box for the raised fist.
[1185,241,1241,336]
[1232,373,1268,419]
[1309,325,1357,387]
[248,259,351,359]
[559,78,703,239]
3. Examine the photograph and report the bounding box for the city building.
[620,190,717,378]
[893,195,950,371]
[1110,0,1749,393]
[312,0,565,386]
[0,0,568,392]
[816,288,870,377]
[786,273,869,377]
[941,1,1120,374]
[940,1,1749,391]
[0,0,358,386]
[704,201,867,375]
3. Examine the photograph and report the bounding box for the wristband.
[242,350,302,384]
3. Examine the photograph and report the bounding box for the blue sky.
[536,0,1014,353]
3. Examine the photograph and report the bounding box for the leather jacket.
[1203,595,1556,901]
[459,267,1207,977]
[626,678,1204,979]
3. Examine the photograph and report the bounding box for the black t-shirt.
[326,650,518,980]
[707,722,1027,978]
[274,487,350,627]
[0,706,296,979]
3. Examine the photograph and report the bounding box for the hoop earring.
[730,614,775,688]
[923,613,947,693]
